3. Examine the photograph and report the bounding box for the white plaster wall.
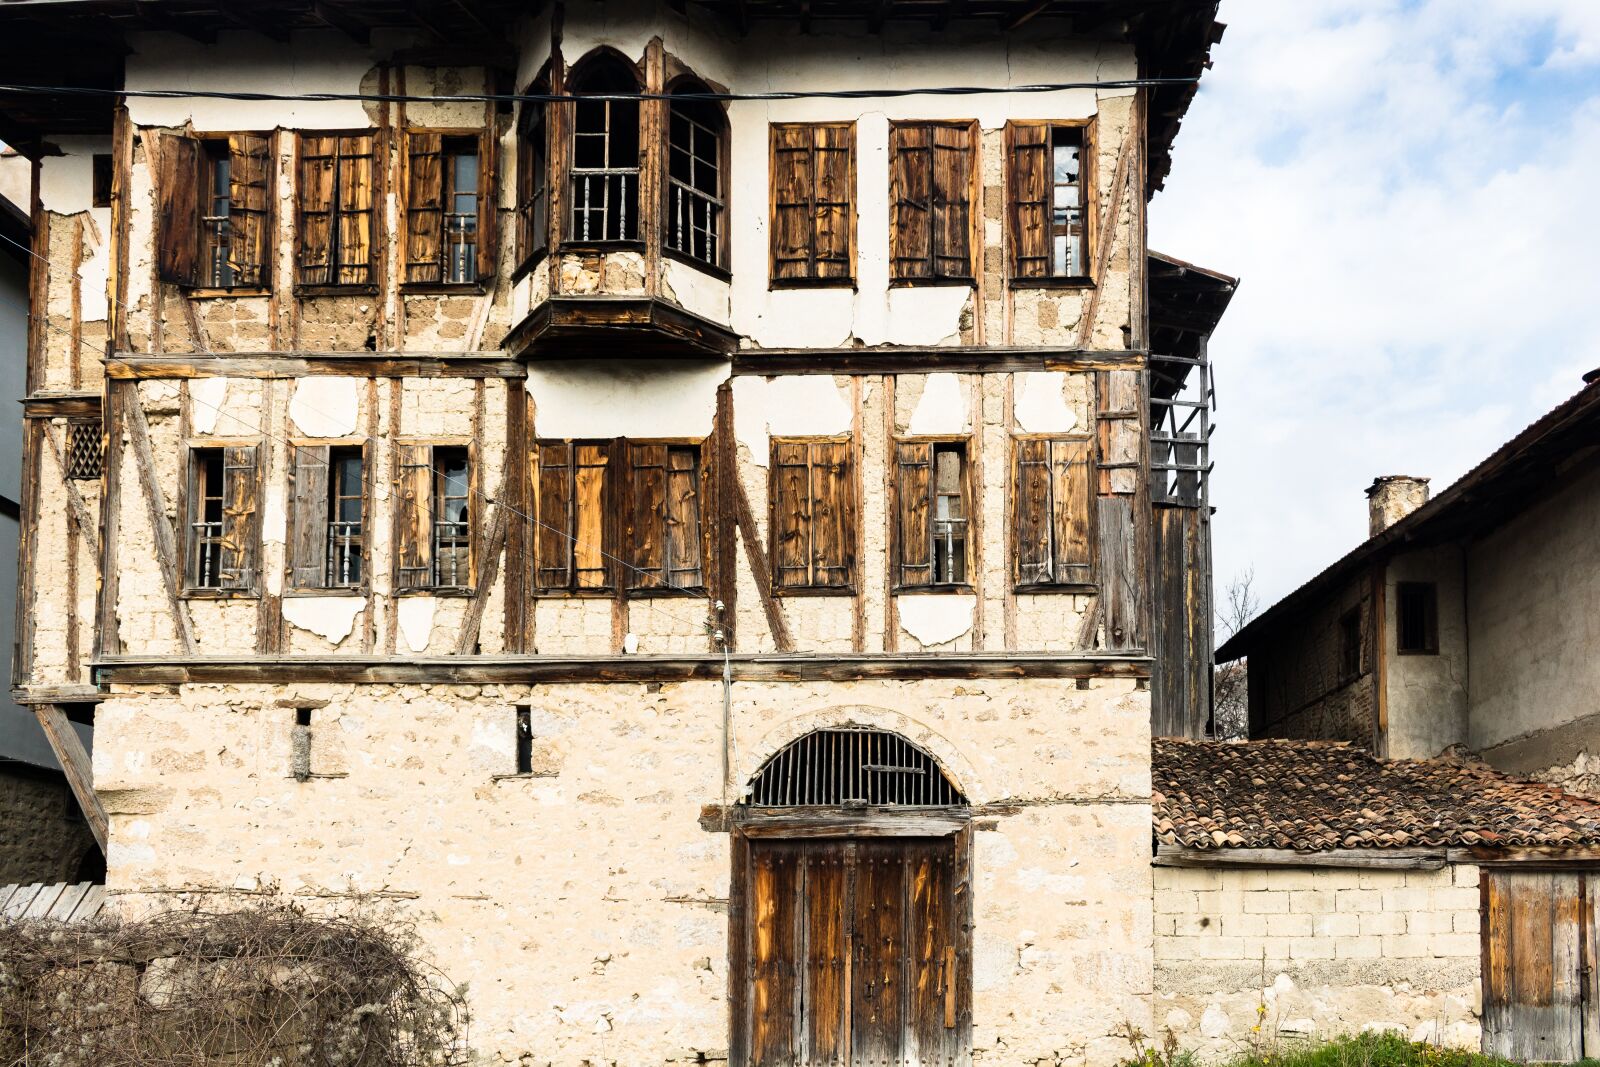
[1468,464,1600,753]
[1383,546,1469,761]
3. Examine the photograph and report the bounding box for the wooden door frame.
[727,809,975,1067]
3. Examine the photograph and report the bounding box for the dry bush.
[0,900,468,1067]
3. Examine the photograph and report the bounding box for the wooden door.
[736,836,970,1067]
[1483,870,1585,1062]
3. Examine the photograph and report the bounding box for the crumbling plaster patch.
[281,596,364,645]
[397,597,435,654]
[527,359,727,439]
[1013,371,1078,434]
[732,375,853,465]
[288,377,361,438]
[897,594,975,648]
[188,377,229,435]
[906,372,969,435]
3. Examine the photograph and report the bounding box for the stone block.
[1242,892,1289,915]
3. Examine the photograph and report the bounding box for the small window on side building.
[91,154,113,208]
[1396,582,1439,655]
[1338,607,1362,680]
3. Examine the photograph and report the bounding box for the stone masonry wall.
[0,767,99,885]
[98,676,1153,1066]
[1154,864,1482,1060]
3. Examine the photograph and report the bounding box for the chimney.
[1366,476,1430,536]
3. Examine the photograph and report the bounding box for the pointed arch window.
[744,728,966,808]
[568,53,641,244]
[665,81,726,271]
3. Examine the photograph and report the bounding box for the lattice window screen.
[745,728,966,807]
[65,421,103,481]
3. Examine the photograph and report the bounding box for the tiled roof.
[1153,739,1600,851]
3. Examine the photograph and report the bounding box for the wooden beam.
[737,806,969,838]
[34,704,108,853]
[22,393,101,419]
[312,1,370,44]
[41,423,101,558]
[93,651,1153,685]
[123,387,196,653]
[10,685,104,706]
[731,478,794,652]
[1448,846,1600,868]
[452,486,511,655]
[732,348,1146,376]
[106,352,524,379]
[1153,843,1447,871]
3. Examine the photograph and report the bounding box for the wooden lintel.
[34,704,108,853]
[23,393,102,419]
[11,685,105,706]
[736,806,970,838]
[107,353,523,380]
[93,652,1152,686]
[733,348,1146,376]
[1447,846,1600,867]
[1153,843,1447,871]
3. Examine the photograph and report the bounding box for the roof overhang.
[1148,249,1236,400]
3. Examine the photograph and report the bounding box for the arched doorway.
[729,728,973,1066]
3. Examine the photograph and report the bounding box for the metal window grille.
[190,449,250,590]
[570,94,640,242]
[325,448,364,588]
[1049,127,1086,277]
[433,448,471,589]
[667,104,723,268]
[744,728,966,808]
[325,520,363,588]
[931,444,966,585]
[443,146,479,284]
[65,420,102,481]
[202,149,234,288]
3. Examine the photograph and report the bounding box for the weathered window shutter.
[516,103,549,273]
[810,441,854,588]
[337,134,376,285]
[665,446,703,589]
[226,133,272,288]
[404,132,445,284]
[771,440,812,590]
[296,135,337,286]
[1007,123,1050,278]
[932,124,973,279]
[157,134,202,286]
[218,444,260,593]
[1014,437,1093,586]
[770,124,854,284]
[573,444,609,589]
[393,443,433,593]
[889,124,932,281]
[535,441,573,590]
[895,441,934,587]
[627,442,666,591]
[1014,438,1053,584]
[1049,438,1093,584]
[288,444,331,590]
[476,127,498,283]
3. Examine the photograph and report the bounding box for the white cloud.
[1152,0,1600,615]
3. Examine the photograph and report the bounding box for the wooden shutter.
[771,441,812,590]
[813,125,853,282]
[1007,123,1050,278]
[770,125,815,283]
[1483,871,1585,1062]
[810,440,854,588]
[337,133,376,285]
[516,104,548,274]
[1015,438,1093,586]
[218,444,259,593]
[889,124,932,281]
[156,134,202,286]
[665,447,702,589]
[404,131,444,284]
[931,123,974,279]
[296,134,337,286]
[288,444,330,590]
[627,442,666,591]
[227,133,272,288]
[1049,438,1093,584]
[573,444,609,589]
[895,441,934,587]
[393,442,433,592]
[535,441,573,590]
[476,126,498,283]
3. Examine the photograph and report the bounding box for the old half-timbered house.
[2,0,1229,1062]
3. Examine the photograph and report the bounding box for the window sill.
[769,277,857,291]
[1008,276,1096,290]
[1013,582,1098,595]
[1396,648,1440,657]
[888,277,975,290]
[401,282,488,297]
[283,589,368,599]
[625,586,709,599]
[491,771,559,781]
[531,589,617,599]
[395,588,474,598]
[662,246,731,283]
[893,584,976,596]
[510,251,549,283]
[295,284,380,298]
[558,240,645,255]
[185,286,271,300]
[772,586,857,598]
[182,589,259,600]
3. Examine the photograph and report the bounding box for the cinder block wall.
[1153,864,1482,1057]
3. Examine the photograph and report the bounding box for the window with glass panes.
[667,92,725,269]
[433,448,471,589]
[326,447,364,588]
[1007,123,1089,280]
[442,138,480,284]
[570,59,641,243]
[201,143,234,288]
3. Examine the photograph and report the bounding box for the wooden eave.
[1155,842,1600,871]
[503,295,740,360]
[1148,249,1236,401]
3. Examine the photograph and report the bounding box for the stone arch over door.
[728,726,974,1067]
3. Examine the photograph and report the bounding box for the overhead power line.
[0,77,1197,107]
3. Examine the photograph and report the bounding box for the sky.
[1149,0,1600,624]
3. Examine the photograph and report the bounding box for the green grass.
[1122,1032,1600,1067]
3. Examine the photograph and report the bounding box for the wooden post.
[34,705,108,854]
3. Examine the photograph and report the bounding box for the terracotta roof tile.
[1153,739,1600,851]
